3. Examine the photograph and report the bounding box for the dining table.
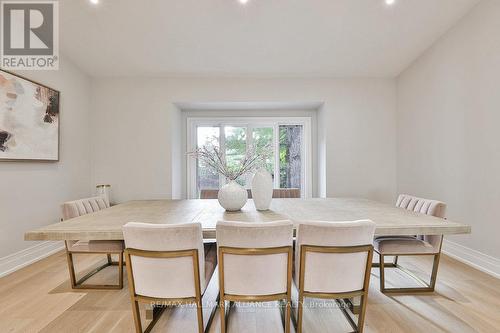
[25,197,471,240]
[24,197,471,316]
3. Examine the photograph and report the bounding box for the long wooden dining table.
[24,198,471,241]
[23,197,471,318]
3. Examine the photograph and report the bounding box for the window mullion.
[246,125,252,188]
[247,125,252,151]
[220,124,226,186]
[274,124,280,189]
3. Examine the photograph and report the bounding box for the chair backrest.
[396,194,446,218]
[123,222,205,299]
[272,188,300,198]
[200,189,253,199]
[295,220,375,293]
[61,196,109,220]
[396,194,447,250]
[200,188,300,199]
[216,220,293,296]
[199,189,219,199]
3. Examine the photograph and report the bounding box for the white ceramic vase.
[251,168,273,210]
[218,180,248,211]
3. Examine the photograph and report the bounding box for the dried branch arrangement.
[188,144,271,181]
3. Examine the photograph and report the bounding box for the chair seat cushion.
[374,237,438,255]
[68,240,124,253]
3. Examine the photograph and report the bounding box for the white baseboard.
[0,241,65,278]
[442,240,500,279]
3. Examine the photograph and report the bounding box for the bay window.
[187,117,311,199]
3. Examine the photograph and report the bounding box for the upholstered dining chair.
[373,194,447,294]
[216,220,294,333]
[294,220,375,333]
[123,222,217,333]
[200,189,252,199]
[200,188,300,199]
[61,196,124,290]
[200,189,220,199]
[272,188,300,198]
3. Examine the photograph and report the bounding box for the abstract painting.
[0,70,59,161]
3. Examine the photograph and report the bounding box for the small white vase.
[251,168,273,210]
[218,180,248,211]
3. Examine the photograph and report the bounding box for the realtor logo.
[1,1,59,70]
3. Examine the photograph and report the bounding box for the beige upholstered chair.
[200,188,300,199]
[373,194,447,293]
[244,188,301,198]
[200,189,220,199]
[200,189,252,199]
[294,220,375,333]
[216,220,294,333]
[61,196,124,289]
[123,222,216,333]
[272,188,300,198]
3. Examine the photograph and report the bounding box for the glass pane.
[224,126,247,186]
[252,127,274,180]
[279,125,302,190]
[196,126,220,192]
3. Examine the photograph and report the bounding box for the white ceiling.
[60,0,480,78]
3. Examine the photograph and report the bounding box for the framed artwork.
[0,69,60,161]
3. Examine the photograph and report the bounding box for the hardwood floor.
[0,250,499,332]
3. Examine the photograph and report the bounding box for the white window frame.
[187,117,312,199]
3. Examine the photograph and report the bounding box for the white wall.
[91,77,397,204]
[397,0,500,260]
[0,56,92,259]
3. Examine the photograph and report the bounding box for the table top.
[25,198,471,240]
[24,198,471,241]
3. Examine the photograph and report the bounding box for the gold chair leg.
[67,251,124,290]
[118,252,124,289]
[379,253,386,293]
[132,300,142,333]
[378,252,441,294]
[219,299,226,333]
[297,292,304,333]
[284,246,292,333]
[279,299,291,333]
[284,298,291,333]
[196,295,204,333]
[218,250,226,333]
[125,254,142,333]
[357,294,368,333]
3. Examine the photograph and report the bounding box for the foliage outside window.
[190,118,307,198]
